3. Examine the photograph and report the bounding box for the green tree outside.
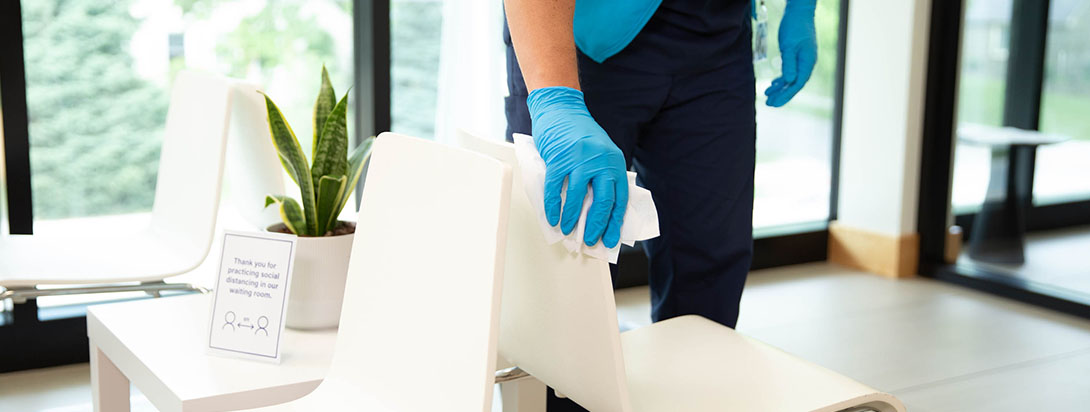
[23,0,168,219]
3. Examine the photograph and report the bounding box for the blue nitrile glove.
[765,0,817,107]
[527,86,628,248]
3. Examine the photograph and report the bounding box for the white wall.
[837,0,933,236]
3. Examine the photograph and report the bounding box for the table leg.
[90,339,130,412]
[499,376,546,412]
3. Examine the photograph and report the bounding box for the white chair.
[458,130,907,412]
[242,132,512,412]
[0,70,234,302]
[223,80,288,230]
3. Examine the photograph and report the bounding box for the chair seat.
[621,315,905,412]
[0,230,201,288]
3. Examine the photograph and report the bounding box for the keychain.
[753,0,768,63]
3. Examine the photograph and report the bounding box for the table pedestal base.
[968,145,1036,265]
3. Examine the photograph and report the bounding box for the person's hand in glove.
[764,0,817,107]
[527,86,628,248]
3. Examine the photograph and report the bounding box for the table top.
[87,293,336,411]
[957,123,1069,147]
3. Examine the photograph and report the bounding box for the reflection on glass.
[1036,0,1090,204]
[951,0,1013,212]
[22,0,353,228]
[753,0,839,229]
[951,0,1090,300]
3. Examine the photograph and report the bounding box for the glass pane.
[950,1,1089,300]
[1035,0,1090,204]
[950,0,1013,213]
[1,89,6,235]
[22,0,353,232]
[752,0,839,229]
[390,0,443,138]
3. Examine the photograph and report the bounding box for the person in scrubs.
[503,0,816,409]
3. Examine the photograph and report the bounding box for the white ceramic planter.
[268,223,355,330]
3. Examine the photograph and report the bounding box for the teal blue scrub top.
[574,0,664,63]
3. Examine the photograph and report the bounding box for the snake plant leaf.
[311,92,350,194]
[312,65,337,156]
[336,136,375,214]
[262,94,319,236]
[316,175,348,235]
[265,195,307,236]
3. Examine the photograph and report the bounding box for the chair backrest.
[328,132,511,412]
[150,70,233,264]
[458,130,633,412]
[224,81,287,229]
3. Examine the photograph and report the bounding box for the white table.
[87,293,336,412]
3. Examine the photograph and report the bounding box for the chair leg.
[499,375,546,412]
[90,339,130,412]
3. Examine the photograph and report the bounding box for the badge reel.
[753,0,769,63]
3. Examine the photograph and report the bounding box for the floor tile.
[744,287,1090,391]
[0,363,155,412]
[736,263,958,331]
[901,403,936,412]
[740,275,1090,392]
[0,364,92,412]
[617,263,1090,393]
[895,348,1090,412]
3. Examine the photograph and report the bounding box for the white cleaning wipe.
[512,133,660,263]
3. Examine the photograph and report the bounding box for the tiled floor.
[615,263,1090,412]
[0,363,156,412]
[5,262,1090,411]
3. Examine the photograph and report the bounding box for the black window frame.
[1,0,34,237]
[918,0,1090,320]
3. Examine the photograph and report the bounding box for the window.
[952,0,1090,212]
[21,0,354,233]
[753,0,841,230]
[17,0,356,307]
[921,0,1090,318]
[1035,0,1090,204]
[390,0,443,138]
[2,0,394,371]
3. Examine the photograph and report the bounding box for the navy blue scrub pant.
[503,17,756,412]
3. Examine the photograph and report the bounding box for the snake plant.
[263,66,374,236]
